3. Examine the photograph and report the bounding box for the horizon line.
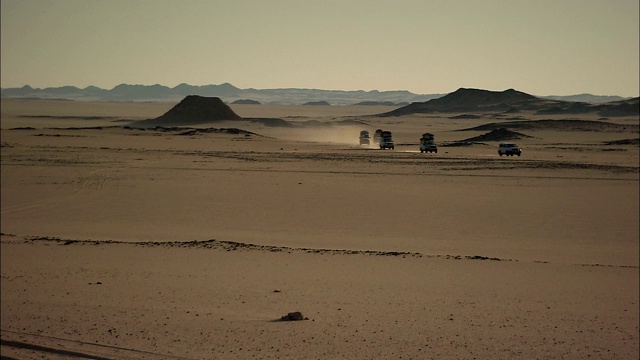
[1,83,637,98]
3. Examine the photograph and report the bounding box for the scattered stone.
[280,311,307,321]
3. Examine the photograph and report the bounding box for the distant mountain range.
[0,83,632,105]
[0,83,439,105]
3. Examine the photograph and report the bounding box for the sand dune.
[1,98,638,359]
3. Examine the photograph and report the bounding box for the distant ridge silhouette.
[0,83,438,105]
[1,83,632,105]
[378,88,639,117]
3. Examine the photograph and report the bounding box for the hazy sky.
[2,0,638,96]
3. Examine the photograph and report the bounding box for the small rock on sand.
[281,311,306,321]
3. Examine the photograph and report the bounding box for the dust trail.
[266,125,376,147]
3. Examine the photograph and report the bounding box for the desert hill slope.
[458,119,639,133]
[460,128,533,142]
[379,88,639,117]
[131,95,242,127]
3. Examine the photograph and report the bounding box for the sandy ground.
[1,98,638,359]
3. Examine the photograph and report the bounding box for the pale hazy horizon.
[2,0,639,97]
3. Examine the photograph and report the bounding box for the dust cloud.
[264,125,378,148]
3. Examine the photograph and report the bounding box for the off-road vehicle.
[359,130,370,145]
[379,131,394,150]
[419,133,437,153]
[498,143,522,156]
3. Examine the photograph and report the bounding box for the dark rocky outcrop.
[459,119,638,132]
[591,98,640,117]
[460,128,532,142]
[280,311,307,321]
[304,101,330,106]
[449,114,482,119]
[352,101,406,106]
[131,95,242,127]
[604,138,640,145]
[232,99,261,105]
[378,88,639,117]
[379,88,542,116]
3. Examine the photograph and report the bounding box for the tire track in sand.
[1,169,108,217]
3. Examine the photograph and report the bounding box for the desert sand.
[1,98,638,359]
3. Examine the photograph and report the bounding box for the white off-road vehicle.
[419,133,437,153]
[498,143,522,156]
[379,131,394,150]
[359,130,370,145]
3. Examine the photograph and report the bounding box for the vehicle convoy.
[379,131,394,150]
[419,133,437,153]
[373,129,383,144]
[498,143,522,156]
[359,130,370,145]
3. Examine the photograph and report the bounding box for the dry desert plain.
[1,98,639,359]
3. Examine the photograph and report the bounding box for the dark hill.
[304,101,331,106]
[432,88,537,107]
[461,128,532,142]
[379,88,542,116]
[592,97,639,117]
[604,138,640,145]
[459,119,638,133]
[131,95,242,127]
[232,99,261,105]
[352,101,406,106]
[378,89,639,117]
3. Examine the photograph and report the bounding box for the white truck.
[419,133,437,153]
[359,130,370,145]
[379,131,394,150]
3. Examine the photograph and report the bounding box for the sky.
[1,0,638,97]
